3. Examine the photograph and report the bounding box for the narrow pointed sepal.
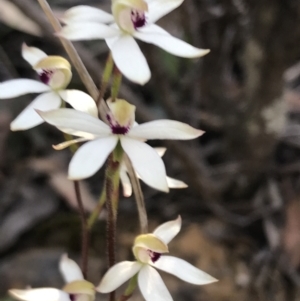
[138,265,173,301]
[59,254,84,283]
[153,216,182,244]
[152,256,218,285]
[97,261,142,293]
[9,289,70,301]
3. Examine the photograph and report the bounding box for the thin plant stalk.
[87,187,106,229]
[124,154,148,233]
[74,181,89,279]
[118,274,138,301]
[105,144,123,301]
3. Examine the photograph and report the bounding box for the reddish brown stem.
[74,181,89,279]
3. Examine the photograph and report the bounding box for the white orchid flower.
[97,216,217,301]
[0,44,97,131]
[37,98,204,192]
[59,0,210,85]
[9,254,95,301]
[120,147,187,197]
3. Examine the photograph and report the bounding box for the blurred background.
[0,0,300,300]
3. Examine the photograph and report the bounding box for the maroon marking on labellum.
[69,294,76,301]
[111,125,129,135]
[131,10,146,28]
[39,69,53,85]
[148,250,161,263]
[106,114,129,135]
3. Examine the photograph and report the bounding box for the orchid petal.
[59,23,119,41]
[9,289,70,301]
[153,256,218,285]
[153,216,181,244]
[22,43,48,66]
[120,137,168,192]
[97,261,142,293]
[10,92,61,131]
[120,167,133,197]
[128,120,204,140]
[166,176,188,189]
[0,79,50,98]
[138,265,173,301]
[58,90,98,118]
[138,23,171,35]
[62,6,114,24]
[134,30,210,58]
[146,0,183,23]
[59,254,83,283]
[38,108,111,139]
[68,136,118,180]
[106,35,151,85]
[154,147,167,157]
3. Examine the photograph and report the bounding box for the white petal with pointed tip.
[134,31,210,58]
[154,147,167,157]
[9,289,70,301]
[106,35,151,85]
[59,254,84,283]
[59,90,98,118]
[120,137,168,192]
[60,23,119,41]
[128,120,204,140]
[0,79,50,98]
[152,256,218,285]
[22,43,48,66]
[62,5,114,24]
[68,136,118,180]
[97,261,142,293]
[146,0,184,23]
[166,176,187,189]
[120,167,133,197]
[10,92,61,131]
[138,265,173,301]
[153,216,181,244]
[38,109,111,139]
[138,23,171,35]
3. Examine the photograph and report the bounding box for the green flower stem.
[118,274,138,301]
[96,52,114,106]
[105,143,124,301]
[111,66,122,101]
[87,187,106,229]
